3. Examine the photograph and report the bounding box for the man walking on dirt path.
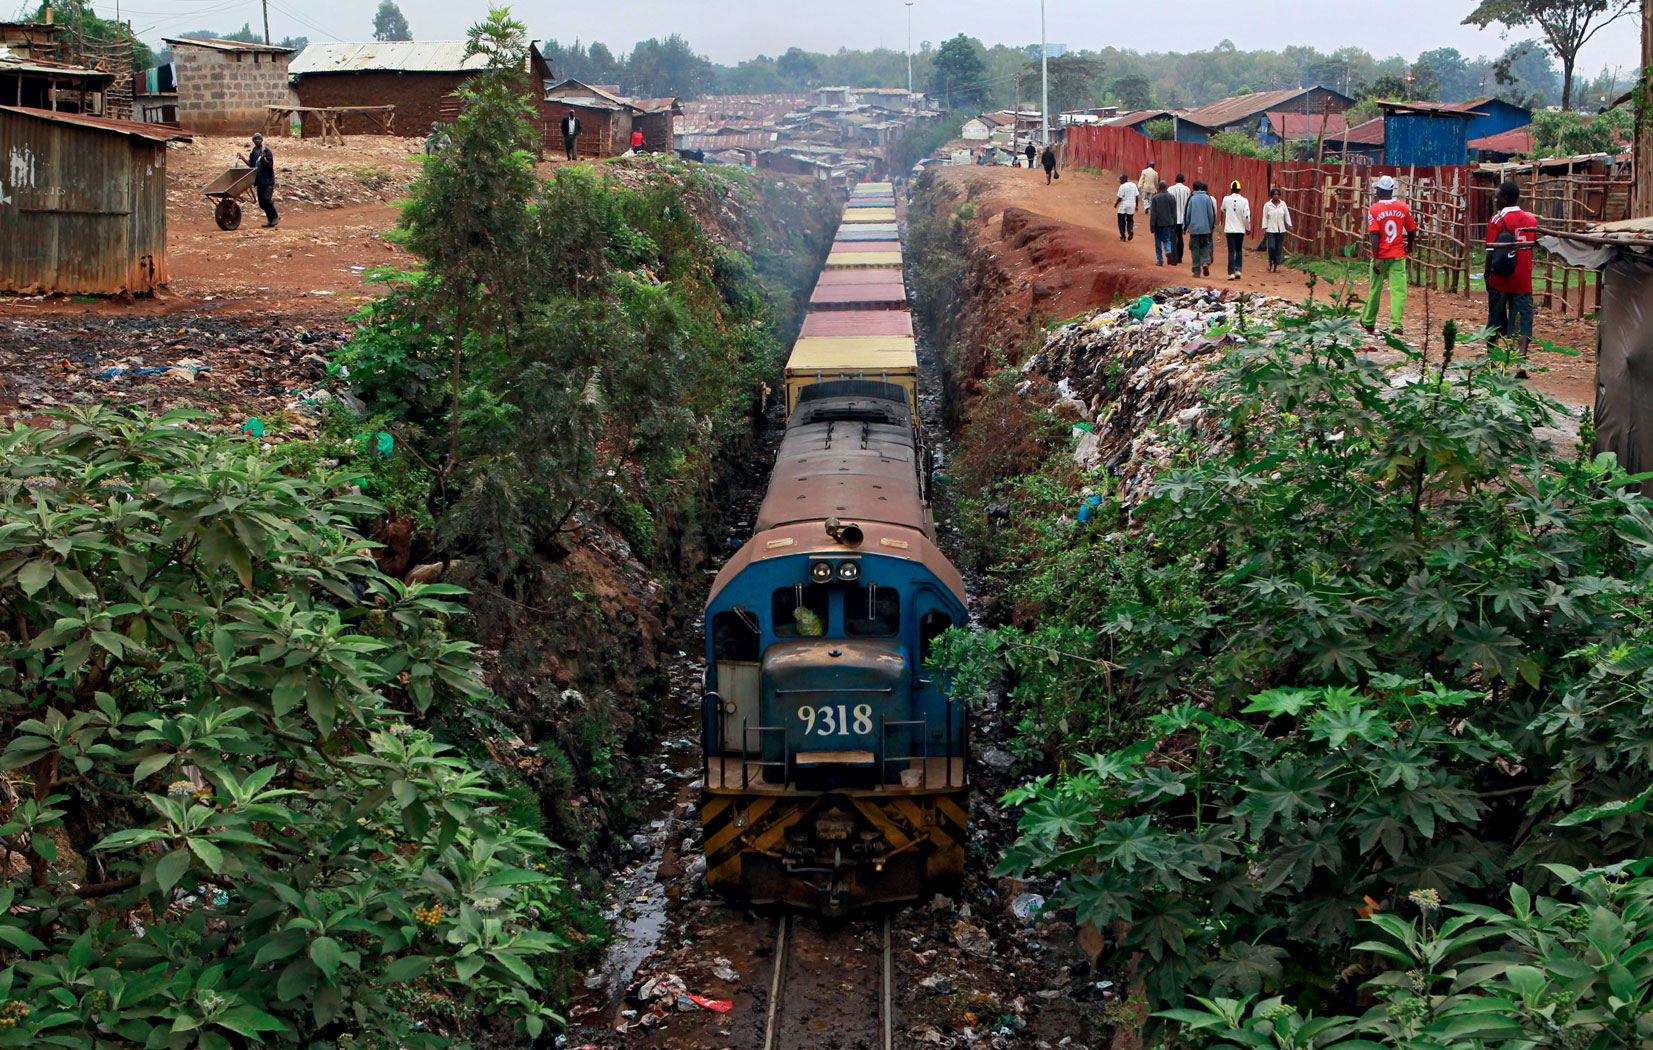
[1149,180,1178,266]
[1363,174,1418,335]
[240,132,278,229]
[1169,174,1191,265]
[560,109,581,161]
[1221,181,1251,279]
[1115,173,1139,241]
[1041,144,1057,184]
[1137,161,1159,208]
[1485,179,1537,355]
[1184,180,1217,277]
[1026,142,1037,170]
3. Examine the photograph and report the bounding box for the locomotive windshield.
[772,586,830,637]
[844,584,900,637]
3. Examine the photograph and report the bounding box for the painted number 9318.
[798,704,873,736]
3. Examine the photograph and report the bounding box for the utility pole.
[906,2,914,99]
[1040,0,1049,146]
[1014,73,1021,153]
[1636,0,1653,216]
[263,0,271,45]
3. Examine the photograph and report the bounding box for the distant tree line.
[539,32,1606,113]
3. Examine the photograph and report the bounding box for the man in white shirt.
[1168,173,1192,265]
[1261,186,1292,272]
[1220,180,1252,279]
[1115,173,1139,241]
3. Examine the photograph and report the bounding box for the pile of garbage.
[1018,287,1299,507]
[1,315,355,431]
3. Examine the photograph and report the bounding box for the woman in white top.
[1261,187,1292,273]
[1220,180,1252,280]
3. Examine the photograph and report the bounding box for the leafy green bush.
[1159,861,1653,1049]
[935,304,1653,1024]
[0,408,566,1047]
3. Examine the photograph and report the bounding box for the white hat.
[1374,175,1397,191]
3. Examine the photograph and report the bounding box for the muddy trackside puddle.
[570,651,704,1025]
[570,408,787,1028]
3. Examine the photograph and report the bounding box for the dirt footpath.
[937,166,1596,413]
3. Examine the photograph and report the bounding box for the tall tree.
[372,0,412,42]
[776,46,821,88]
[625,34,714,99]
[1407,59,1443,100]
[1463,0,1635,109]
[932,34,988,109]
[1492,38,1564,105]
[1416,47,1471,100]
[1109,72,1153,110]
[1030,54,1105,114]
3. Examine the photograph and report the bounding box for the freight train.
[700,182,970,913]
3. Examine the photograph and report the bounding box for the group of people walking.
[1116,162,1295,280]
[1103,160,1536,349]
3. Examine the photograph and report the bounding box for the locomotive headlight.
[810,560,835,583]
[836,559,860,581]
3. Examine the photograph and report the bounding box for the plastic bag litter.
[1010,892,1046,921]
[951,919,992,957]
[637,973,733,1014]
[710,956,740,983]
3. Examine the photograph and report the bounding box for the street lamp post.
[906,2,914,99]
[1040,0,1049,146]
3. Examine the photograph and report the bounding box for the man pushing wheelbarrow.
[240,132,279,228]
[201,131,280,231]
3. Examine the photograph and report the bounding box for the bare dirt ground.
[936,165,1597,413]
[0,135,427,424]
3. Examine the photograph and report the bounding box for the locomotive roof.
[755,420,925,533]
[705,519,967,608]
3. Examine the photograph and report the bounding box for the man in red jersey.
[1362,174,1417,335]
[1485,180,1538,356]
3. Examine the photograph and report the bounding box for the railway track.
[763,914,893,1050]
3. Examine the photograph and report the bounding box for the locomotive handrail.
[879,717,930,790]
[703,690,722,784]
[774,686,894,695]
[740,719,790,790]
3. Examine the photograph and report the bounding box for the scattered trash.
[981,748,1014,771]
[241,417,265,437]
[1025,288,1298,506]
[951,919,992,957]
[710,957,739,983]
[1011,893,1046,922]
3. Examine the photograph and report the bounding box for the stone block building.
[164,37,294,135]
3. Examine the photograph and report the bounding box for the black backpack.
[1489,227,1518,278]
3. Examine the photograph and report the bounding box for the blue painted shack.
[1380,101,1476,166]
[1448,97,1532,141]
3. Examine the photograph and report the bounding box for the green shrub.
[0,407,565,1048]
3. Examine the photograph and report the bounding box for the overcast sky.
[115,0,1644,80]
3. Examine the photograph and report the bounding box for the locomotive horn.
[824,518,864,546]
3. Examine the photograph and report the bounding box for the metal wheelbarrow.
[202,166,260,230]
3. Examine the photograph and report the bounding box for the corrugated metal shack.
[291,41,553,138]
[1380,101,1477,167]
[0,106,192,296]
[544,78,638,157]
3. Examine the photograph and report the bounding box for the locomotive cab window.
[846,584,900,637]
[920,611,953,663]
[711,609,760,662]
[773,587,829,638]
